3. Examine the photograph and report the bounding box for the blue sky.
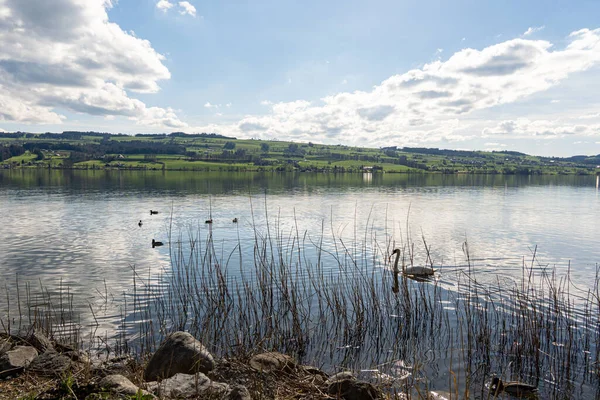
[1,0,600,156]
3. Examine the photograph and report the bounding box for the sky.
[1,0,600,156]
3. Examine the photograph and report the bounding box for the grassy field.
[1,131,599,174]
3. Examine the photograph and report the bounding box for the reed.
[1,212,599,399]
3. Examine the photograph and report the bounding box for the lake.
[1,169,599,397]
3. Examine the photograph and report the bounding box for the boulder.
[0,345,38,377]
[154,373,229,399]
[326,371,356,383]
[144,331,215,381]
[327,378,382,400]
[26,330,54,353]
[249,352,296,373]
[99,374,154,397]
[27,351,72,376]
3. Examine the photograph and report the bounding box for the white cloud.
[178,1,196,17]
[523,25,545,36]
[260,100,272,106]
[0,0,186,128]
[211,28,600,147]
[156,0,173,12]
[226,103,232,107]
[482,118,598,138]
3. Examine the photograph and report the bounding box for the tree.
[33,148,45,161]
[224,141,236,150]
[260,143,270,152]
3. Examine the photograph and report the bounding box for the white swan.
[391,248,435,277]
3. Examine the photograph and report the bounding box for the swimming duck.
[490,377,538,397]
[150,210,159,215]
[232,218,238,223]
[205,219,213,224]
[138,220,143,227]
[152,239,163,248]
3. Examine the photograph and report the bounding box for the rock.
[155,373,230,399]
[326,371,356,383]
[99,374,153,397]
[63,350,90,364]
[302,365,329,378]
[327,378,382,400]
[27,351,72,376]
[228,384,252,400]
[26,330,54,353]
[0,345,38,377]
[249,352,296,373]
[144,331,215,381]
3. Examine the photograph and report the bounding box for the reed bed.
[2,213,599,399]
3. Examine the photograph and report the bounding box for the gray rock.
[326,371,356,383]
[155,373,230,399]
[0,345,38,377]
[249,352,296,373]
[28,351,72,376]
[26,330,54,353]
[99,374,154,397]
[327,378,382,400]
[144,331,215,381]
[228,384,251,400]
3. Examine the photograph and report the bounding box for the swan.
[152,239,163,248]
[391,248,435,278]
[490,377,538,397]
[150,210,159,215]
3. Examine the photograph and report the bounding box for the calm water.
[1,170,599,395]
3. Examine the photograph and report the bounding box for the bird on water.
[205,219,213,224]
[391,248,435,278]
[232,218,238,223]
[152,239,163,248]
[490,377,538,397]
[138,220,143,227]
[150,210,158,215]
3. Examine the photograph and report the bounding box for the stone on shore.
[249,352,296,373]
[27,351,72,377]
[99,374,154,397]
[154,372,229,399]
[27,330,54,353]
[0,346,38,377]
[326,372,382,400]
[144,331,215,381]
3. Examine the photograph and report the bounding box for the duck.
[152,239,163,248]
[391,248,435,278]
[150,210,158,215]
[138,220,143,227]
[205,219,213,224]
[490,377,538,397]
[232,218,238,223]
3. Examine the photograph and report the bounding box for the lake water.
[1,170,599,397]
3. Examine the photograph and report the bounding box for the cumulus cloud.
[0,0,186,128]
[523,25,545,36]
[178,1,196,17]
[156,0,173,12]
[217,28,600,147]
